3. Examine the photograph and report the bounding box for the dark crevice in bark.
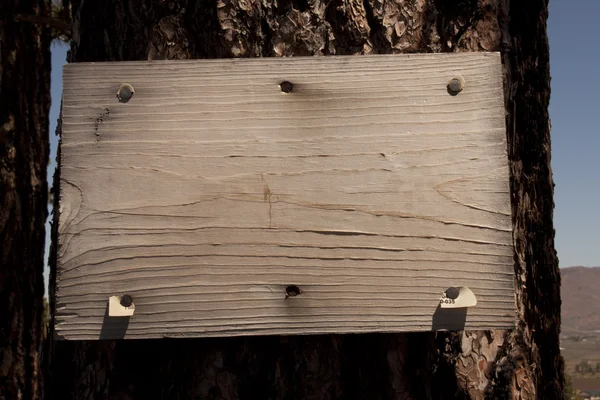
[432,0,478,51]
[71,0,195,62]
[403,333,435,399]
[296,0,310,13]
[362,0,391,54]
[235,7,265,58]
[277,0,310,15]
[434,0,478,19]
[186,0,225,59]
[0,0,51,398]
[432,332,469,400]
[261,18,274,57]
[419,0,439,53]
[273,335,344,400]
[70,0,110,61]
[485,330,521,400]
[229,338,278,399]
[324,1,357,55]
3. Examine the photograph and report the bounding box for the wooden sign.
[56,53,515,340]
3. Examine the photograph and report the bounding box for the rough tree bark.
[0,0,52,399]
[50,0,563,399]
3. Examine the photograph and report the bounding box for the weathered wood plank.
[56,53,515,340]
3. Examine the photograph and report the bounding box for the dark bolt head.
[280,81,294,93]
[447,76,464,96]
[445,287,460,300]
[120,294,133,308]
[285,285,302,299]
[117,83,135,103]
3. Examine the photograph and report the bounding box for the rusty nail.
[117,83,135,103]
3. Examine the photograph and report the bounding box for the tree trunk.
[0,1,52,399]
[50,0,563,399]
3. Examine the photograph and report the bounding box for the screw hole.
[285,285,302,299]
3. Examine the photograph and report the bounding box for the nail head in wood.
[445,287,460,300]
[279,81,293,93]
[120,294,133,308]
[108,295,135,317]
[285,285,302,299]
[117,83,135,103]
[447,76,465,95]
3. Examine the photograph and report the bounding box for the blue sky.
[45,2,600,274]
[548,0,599,267]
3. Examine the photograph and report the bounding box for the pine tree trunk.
[50,1,563,399]
[0,1,52,399]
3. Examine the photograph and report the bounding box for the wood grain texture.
[56,53,515,340]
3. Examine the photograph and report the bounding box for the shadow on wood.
[431,306,468,331]
[100,304,130,340]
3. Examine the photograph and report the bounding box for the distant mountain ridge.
[561,266,600,335]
